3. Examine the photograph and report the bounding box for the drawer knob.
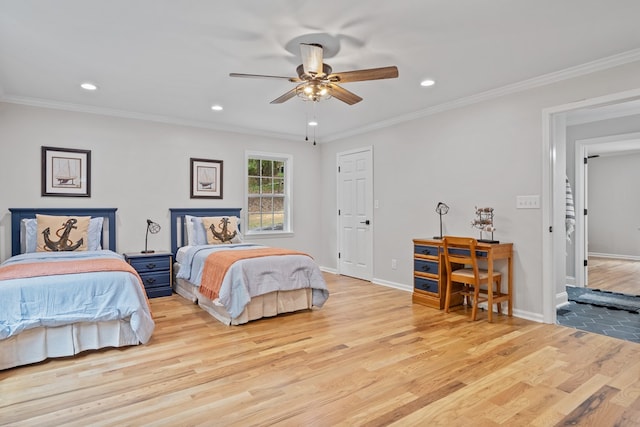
[146,263,156,269]
[421,265,430,272]
[145,278,156,284]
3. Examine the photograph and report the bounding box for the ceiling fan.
[229,43,399,105]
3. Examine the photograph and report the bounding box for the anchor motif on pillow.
[209,217,237,243]
[42,218,84,251]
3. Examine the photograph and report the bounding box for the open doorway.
[571,132,640,293]
[542,88,640,324]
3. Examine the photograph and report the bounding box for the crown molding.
[0,95,303,142]
[324,48,640,142]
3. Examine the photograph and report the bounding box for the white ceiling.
[2,0,640,142]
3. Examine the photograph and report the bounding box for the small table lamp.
[142,219,161,254]
[434,202,449,239]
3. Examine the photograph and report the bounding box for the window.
[245,152,292,235]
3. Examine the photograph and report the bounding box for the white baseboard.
[589,252,640,261]
[556,290,569,308]
[371,277,412,292]
[319,266,338,275]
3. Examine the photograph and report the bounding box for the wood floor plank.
[1,273,639,426]
[588,257,640,294]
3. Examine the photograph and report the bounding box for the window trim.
[244,151,293,236]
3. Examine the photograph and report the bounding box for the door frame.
[336,146,374,280]
[542,88,640,323]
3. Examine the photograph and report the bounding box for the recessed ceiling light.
[211,105,223,111]
[420,79,435,87]
[308,120,318,126]
[80,82,98,91]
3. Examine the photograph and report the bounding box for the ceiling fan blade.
[300,43,324,76]
[328,66,399,83]
[230,72,299,82]
[327,84,362,105]
[270,87,298,104]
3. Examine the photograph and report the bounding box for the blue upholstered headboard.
[169,208,241,255]
[9,208,118,256]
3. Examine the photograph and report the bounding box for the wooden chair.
[442,236,505,321]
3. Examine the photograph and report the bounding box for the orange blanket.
[199,247,311,300]
[0,258,150,309]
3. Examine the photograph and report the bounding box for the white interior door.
[337,147,373,280]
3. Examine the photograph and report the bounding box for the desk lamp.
[434,202,449,239]
[142,219,161,254]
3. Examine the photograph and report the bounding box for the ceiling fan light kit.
[230,42,398,106]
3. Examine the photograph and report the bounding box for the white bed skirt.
[174,277,312,325]
[0,319,140,370]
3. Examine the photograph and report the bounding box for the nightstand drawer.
[128,256,171,273]
[139,271,171,289]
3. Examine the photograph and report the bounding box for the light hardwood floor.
[588,257,640,295]
[2,273,640,426]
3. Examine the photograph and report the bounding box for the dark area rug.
[567,286,640,313]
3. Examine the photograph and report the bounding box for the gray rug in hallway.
[567,287,640,313]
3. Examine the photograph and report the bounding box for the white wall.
[320,60,640,320]
[588,152,640,257]
[0,103,324,260]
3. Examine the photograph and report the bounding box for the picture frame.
[190,158,223,199]
[41,146,91,197]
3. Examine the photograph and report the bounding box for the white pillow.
[185,215,207,246]
[22,216,104,253]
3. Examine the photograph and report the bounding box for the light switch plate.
[516,195,540,209]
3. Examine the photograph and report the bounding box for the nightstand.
[124,251,173,298]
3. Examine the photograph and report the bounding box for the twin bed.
[0,208,154,370]
[169,208,329,325]
[1,207,329,370]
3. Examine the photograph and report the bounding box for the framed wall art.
[190,158,223,199]
[41,146,91,197]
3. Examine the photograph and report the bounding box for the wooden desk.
[412,238,513,320]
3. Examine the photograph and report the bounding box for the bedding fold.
[0,258,141,281]
[199,247,311,300]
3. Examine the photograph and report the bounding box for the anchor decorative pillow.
[35,214,90,252]
[201,216,242,245]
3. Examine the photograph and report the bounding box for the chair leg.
[496,277,502,315]
[444,276,452,313]
[471,284,480,321]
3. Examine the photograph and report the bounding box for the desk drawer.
[414,244,439,257]
[414,276,439,294]
[414,259,439,275]
[447,248,488,258]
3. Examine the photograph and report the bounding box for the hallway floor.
[557,299,640,343]
[557,257,640,344]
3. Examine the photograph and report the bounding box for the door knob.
[360,220,370,225]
